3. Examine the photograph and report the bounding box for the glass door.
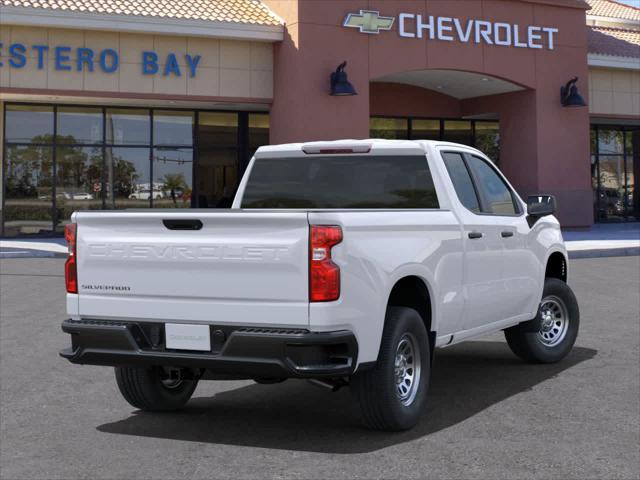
[196,112,239,208]
[592,126,639,223]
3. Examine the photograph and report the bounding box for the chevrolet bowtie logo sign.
[343,10,395,34]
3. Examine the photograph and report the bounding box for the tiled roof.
[588,26,640,57]
[0,0,283,26]
[586,0,640,22]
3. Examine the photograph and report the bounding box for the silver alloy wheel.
[538,295,569,347]
[394,332,421,406]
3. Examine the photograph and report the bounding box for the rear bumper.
[60,319,358,378]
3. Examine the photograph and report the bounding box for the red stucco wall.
[264,0,593,226]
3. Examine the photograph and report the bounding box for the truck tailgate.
[74,211,309,327]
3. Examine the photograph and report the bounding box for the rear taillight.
[309,225,342,302]
[64,223,78,294]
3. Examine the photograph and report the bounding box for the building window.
[443,120,473,146]
[370,117,500,164]
[370,118,409,139]
[410,119,440,141]
[196,112,239,208]
[2,103,269,236]
[591,125,639,223]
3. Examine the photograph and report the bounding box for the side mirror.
[527,195,556,218]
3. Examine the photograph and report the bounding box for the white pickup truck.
[61,139,579,431]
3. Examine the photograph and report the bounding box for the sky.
[616,0,640,8]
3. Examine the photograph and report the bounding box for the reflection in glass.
[411,119,440,141]
[626,153,636,222]
[3,145,54,236]
[598,129,624,155]
[5,105,54,144]
[153,148,193,208]
[370,118,409,140]
[106,109,150,145]
[474,122,500,164]
[248,113,270,160]
[105,147,151,208]
[200,112,238,148]
[57,107,103,144]
[444,120,473,146]
[197,112,239,208]
[153,111,194,146]
[629,129,639,221]
[597,155,625,222]
[55,146,104,231]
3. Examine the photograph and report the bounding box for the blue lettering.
[185,54,201,78]
[32,45,49,69]
[99,49,118,73]
[9,43,27,68]
[142,51,158,75]
[76,48,94,72]
[163,53,181,77]
[55,46,72,71]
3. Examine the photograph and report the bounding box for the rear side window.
[442,152,480,213]
[241,155,439,209]
[467,155,519,215]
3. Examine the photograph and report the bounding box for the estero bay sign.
[344,10,559,50]
[0,44,203,77]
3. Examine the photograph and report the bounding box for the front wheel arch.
[545,251,568,283]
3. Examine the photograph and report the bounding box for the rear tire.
[115,366,198,411]
[351,307,430,431]
[505,277,579,364]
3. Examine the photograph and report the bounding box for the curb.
[568,247,640,259]
[0,250,65,259]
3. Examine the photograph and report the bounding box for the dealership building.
[0,0,638,236]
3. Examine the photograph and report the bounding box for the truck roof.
[254,139,484,157]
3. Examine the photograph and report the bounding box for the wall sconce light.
[561,77,587,107]
[330,61,357,96]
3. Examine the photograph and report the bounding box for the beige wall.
[589,67,640,117]
[0,26,273,99]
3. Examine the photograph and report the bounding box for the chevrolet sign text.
[344,10,559,50]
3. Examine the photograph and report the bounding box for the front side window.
[442,152,480,213]
[467,155,519,215]
[241,155,439,209]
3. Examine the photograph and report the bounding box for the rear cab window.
[241,155,439,209]
[442,152,481,213]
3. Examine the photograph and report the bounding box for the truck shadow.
[97,341,596,454]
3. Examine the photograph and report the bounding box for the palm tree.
[162,173,187,205]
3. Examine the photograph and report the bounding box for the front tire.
[505,277,580,364]
[115,366,198,411]
[351,307,431,431]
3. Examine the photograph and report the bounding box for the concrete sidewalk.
[563,223,640,258]
[0,238,67,258]
[1,223,639,259]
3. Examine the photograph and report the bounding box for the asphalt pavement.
[0,256,638,480]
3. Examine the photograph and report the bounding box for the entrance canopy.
[372,70,526,100]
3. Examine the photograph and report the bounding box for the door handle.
[501,231,514,238]
[468,231,483,239]
[163,219,203,230]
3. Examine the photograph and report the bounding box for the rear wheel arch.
[385,276,436,357]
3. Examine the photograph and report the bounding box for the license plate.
[165,323,211,351]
